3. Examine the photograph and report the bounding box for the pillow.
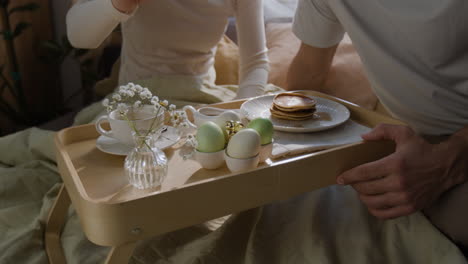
[266,22,300,90]
[214,35,239,85]
[266,22,378,111]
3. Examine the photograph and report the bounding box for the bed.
[0,1,466,263]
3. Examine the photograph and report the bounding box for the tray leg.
[45,184,71,264]
[104,242,137,264]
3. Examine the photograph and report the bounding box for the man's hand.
[111,0,143,14]
[337,124,468,219]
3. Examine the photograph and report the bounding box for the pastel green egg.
[247,117,274,145]
[214,119,229,141]
[196,121,225,153]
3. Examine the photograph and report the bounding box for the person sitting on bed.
[286,0,468,254]
[66,0,271,106]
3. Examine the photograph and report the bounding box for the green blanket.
[0,82,466,263]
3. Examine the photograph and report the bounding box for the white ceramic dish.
[194,149,225,170]
[224,151,260,173]
[96,126,181,156]
[240,94,350,133]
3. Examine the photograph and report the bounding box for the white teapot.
[182,105,241,128]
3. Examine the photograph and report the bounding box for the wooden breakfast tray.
[47,91,403,263]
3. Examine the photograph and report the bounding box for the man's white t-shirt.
[293,0,468,135]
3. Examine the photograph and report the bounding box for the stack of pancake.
[270,92,317,120]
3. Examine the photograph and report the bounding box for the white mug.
[95,107,163,146]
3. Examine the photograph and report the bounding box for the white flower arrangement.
[103,83,190,138]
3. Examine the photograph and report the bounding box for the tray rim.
[54,91,405,246]
[55,91,404,206]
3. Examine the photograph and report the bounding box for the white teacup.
[95,107,164,146]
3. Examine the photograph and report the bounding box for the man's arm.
[286,42,337,91]
[337,124,468,219]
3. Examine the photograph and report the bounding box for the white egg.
[214,110,240,128]
[227,128,261,159]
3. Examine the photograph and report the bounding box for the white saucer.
[240,94,350,133]
[96,126,181,156]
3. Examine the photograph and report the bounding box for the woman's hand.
[336,124,468,219]
[111,0,143,14]
[233,84,265,100]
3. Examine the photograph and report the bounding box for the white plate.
[240,95,350,133]
[96,126,181,156]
